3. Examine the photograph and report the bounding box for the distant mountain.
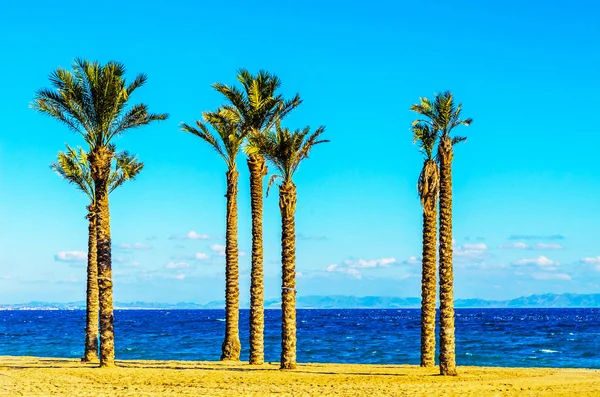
[2,293,600,310]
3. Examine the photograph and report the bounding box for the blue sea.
[1,309,599,368]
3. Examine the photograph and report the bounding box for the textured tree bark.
[438,136,457,376]
[221,168,241,361]
[247,155,267,365]
[420,206,437,367]
[279,181,297,370]
[89,146,115,368]
[81,204,99,363]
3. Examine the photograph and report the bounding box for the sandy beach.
[0,356,597,396]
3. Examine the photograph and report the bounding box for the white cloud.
[126,261,141,267]
[165,273,186,280]
[324,257,399,279]
[164,262,191,269]
[171,252,212,261]
[345,268,363,279]
[54,251,86,262]
[355,257,396,268]
[499,242,564,250]
[531,272,571,281]
[580,257,600,264]
[499,242,528,249]
[326,264,362,279]
[403,256,422,265]
[515,255,556,267]
[462,243,488,250]
[170,231,213,240]
[194,252,209,260]
[454,244,488,263]
[1,276,12,280]
[532,243,563,250]
[210,244,226,256]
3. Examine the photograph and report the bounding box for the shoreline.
[1,356,599,396]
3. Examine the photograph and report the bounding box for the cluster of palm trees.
[32,59,327,370]
[411,92,472,376]
[181,71,327,369]
[32,58,471,376]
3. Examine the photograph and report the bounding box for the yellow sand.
[0,356,598,396]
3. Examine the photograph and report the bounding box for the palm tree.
[411,91,472,376]
[51,145,143,363]
[32,58,167,367]
[248,120,328,370]
[181,111,246,361]
[411,123,440,367]
[214,69,301,364]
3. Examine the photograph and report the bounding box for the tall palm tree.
[181,111,246,361]
[51,145,143,363]
[248,120,328,370]
[214,69,301,364]
[411,91,472,376]
[411,123,440,367]
[32,58,167,367]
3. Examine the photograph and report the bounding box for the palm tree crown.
[51,144,144,199]
[181,110,245,169]
[32,58,168,148]
[214,69,301,134]
[410,91,472,144]
[412,124,440,212]
[247,120,328,191]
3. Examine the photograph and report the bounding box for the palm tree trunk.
[221,168,241,361]
[279,181,297,370]
[438,136,457,376]
[82,204,99,363]
[420,206,437,367]
[89,147,115,368]
[247,154,267,365]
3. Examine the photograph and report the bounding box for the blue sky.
[0,0,599,304]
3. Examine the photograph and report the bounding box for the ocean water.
[1,308,599,368]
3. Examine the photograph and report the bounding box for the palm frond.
[109,104,168,140]
[108,151,144,193]
[451,136,467,146]
[126,73,148,96]
[266,174,283,197]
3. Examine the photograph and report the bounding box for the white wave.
[540,349,558,353]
